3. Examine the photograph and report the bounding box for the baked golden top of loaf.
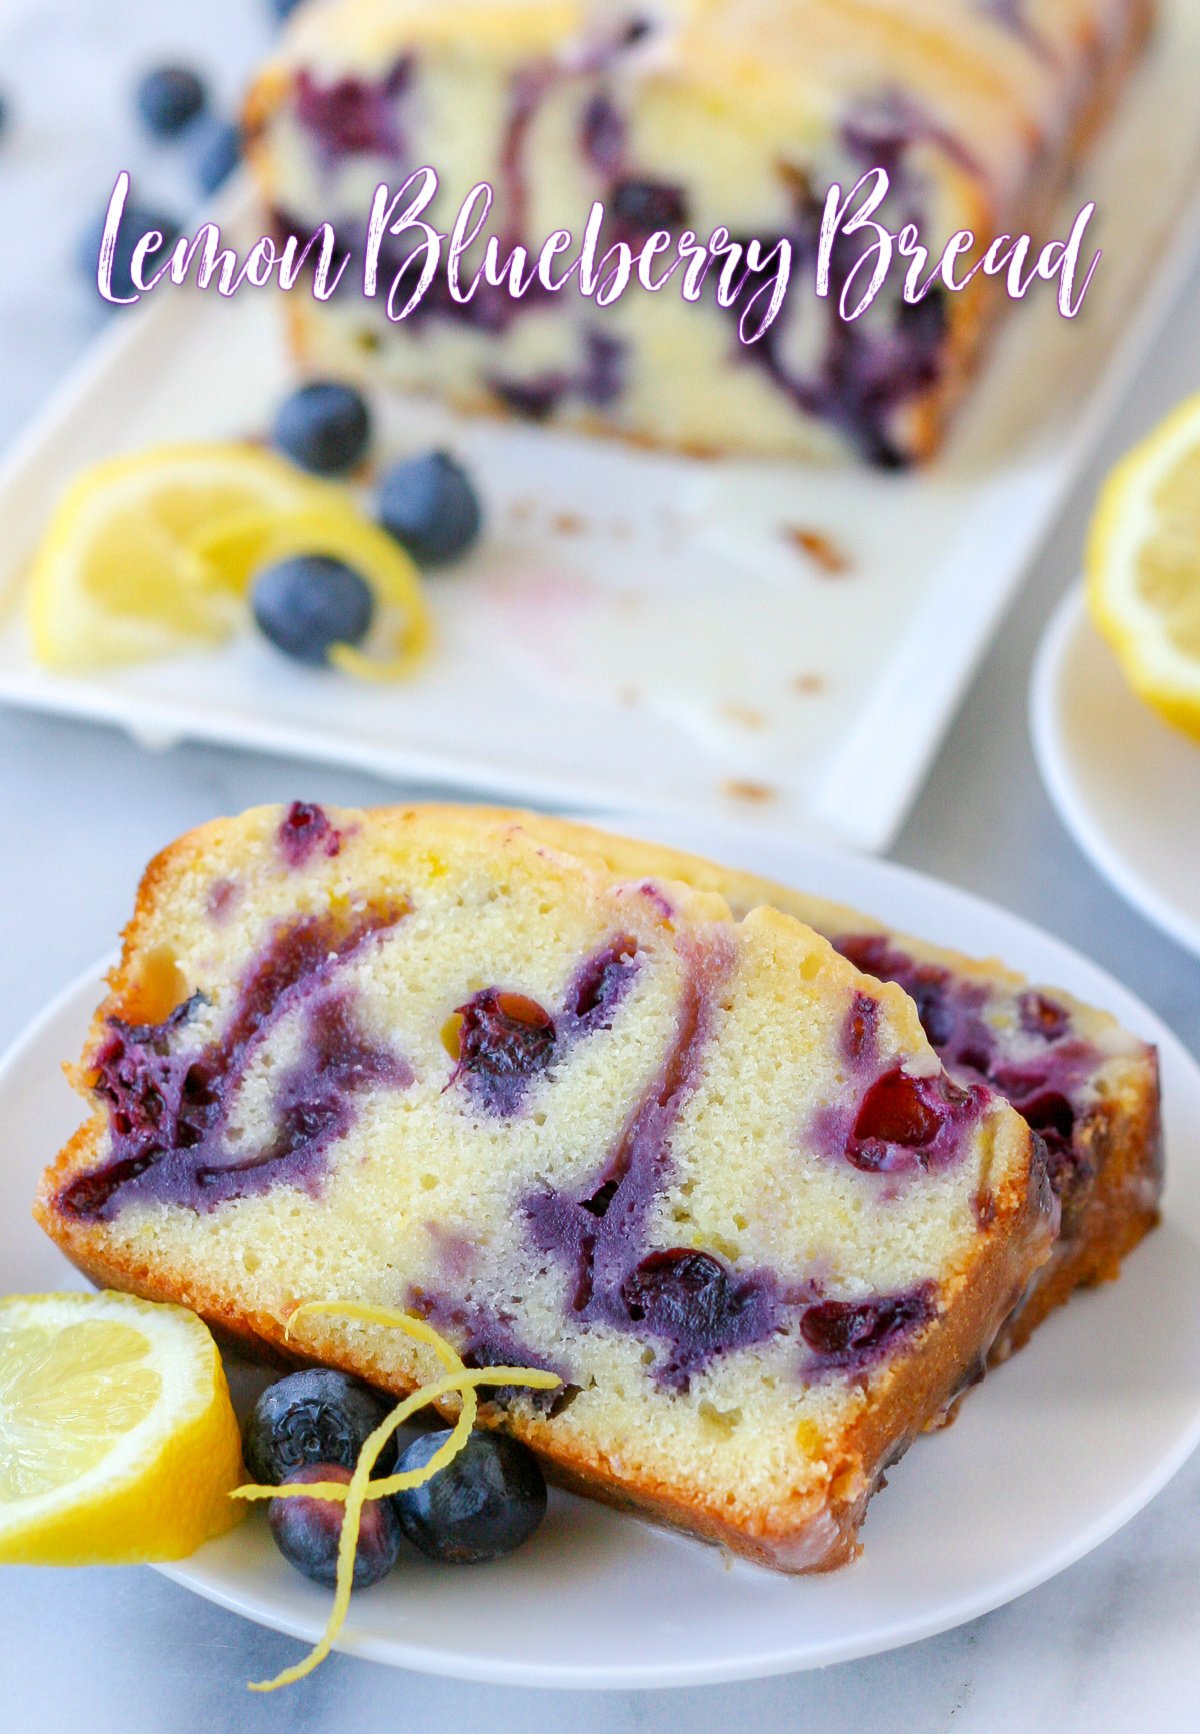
[37,804,1054,1568]
[246,0,1151,465]
[279,0,1132,82]
[271,0,1145,194]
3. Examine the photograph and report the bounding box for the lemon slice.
[1087,393,1200,741]
[27,444,325,671]
[194,504,432,678]
[0,1290,245,1564]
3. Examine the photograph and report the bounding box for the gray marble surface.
[1,3,1199,1729]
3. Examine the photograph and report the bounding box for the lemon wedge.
[27,443,326,671]
[0,1290,245,1564]
[1087,393,1200,741]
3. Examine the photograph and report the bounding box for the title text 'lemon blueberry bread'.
[514,812,1163,1354]
[245,0,1154,465]
[36,804,1054,1570]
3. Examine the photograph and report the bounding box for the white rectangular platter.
[0,3,1199,853]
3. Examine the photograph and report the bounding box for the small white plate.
[4,814,1200,1690]
[1031,585,1200,962]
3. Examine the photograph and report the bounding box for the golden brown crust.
[992,1052,1163,1354]
[1068,0,1157,167]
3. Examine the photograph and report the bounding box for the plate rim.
[1030,583,1200,964]
[4,822,1200,1689]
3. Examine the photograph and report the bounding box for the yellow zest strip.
[283,1299,481,1496]
[329,640,426,682]
[273,1299,480,1506]
[235,1303,558,1692]
[285,1300,464,1371]
[238,1368,559,1691]
[233,1368,560,1507]
[193,504,432,680]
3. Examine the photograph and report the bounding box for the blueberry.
[800,1290,934,1369]
[611,178,689,232]
[273,380,372,476]
[377,451,482,567]
[269,1464,403,1588]
[78,203,182,303]
[452,988,557,1116]
[243,1369,396,1484]
[252,555,375,667]
[0,91,10,141]
[135,65,207,138]
[194,118,241,195]
[269,0,307,20]
[254,551,378,665]
[392,1428,547,1563]
[846,1068,977,1174]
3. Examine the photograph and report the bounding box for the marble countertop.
[2,4,1199,1730]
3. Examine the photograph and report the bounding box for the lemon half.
[1087,393,1200,741]
[0,1290,245,1564]
[27,443,326,671]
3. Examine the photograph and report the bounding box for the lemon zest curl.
[231,1301,559,1692]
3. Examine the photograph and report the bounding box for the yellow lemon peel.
[232,1303,558,1692]
[26,444,329,671]
[284,1299,465,1370]
[194,504,432,679]
[1086,389,1200,740]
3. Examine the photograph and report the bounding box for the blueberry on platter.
[252,554,375,668]
[270,1464,404,1589]
[377,450,483,567]
[243,1368,398,1484]
[135,65,208,138]
[392,1428,548,1563]
[273,380,372,476]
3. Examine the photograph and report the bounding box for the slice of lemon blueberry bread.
[35,803,1054,1570]
[511,812,1163,1355]
[244,0,1153,464]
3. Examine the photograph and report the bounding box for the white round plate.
[1031,584,1200,961]
[5,814,1200,1690]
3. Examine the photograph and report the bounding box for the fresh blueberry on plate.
[252,554,375,667]
[78,203,182,303]
[135,65,207,138]
[391,1428,547,1563]
[269,1463,404,1588]
[273,380,372,476]
[377,451,483,567]
[194,118,241,195]
[243,1368,396,1484]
